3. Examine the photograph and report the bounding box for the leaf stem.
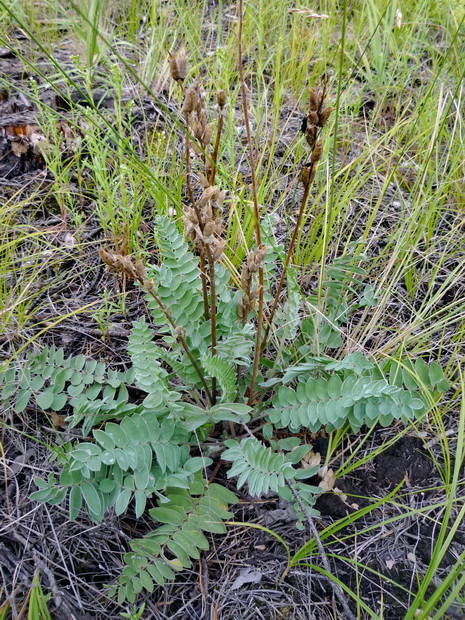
[143,283,214,406]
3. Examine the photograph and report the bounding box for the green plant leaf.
[35,389,55,410]
[115,489,132,516]
[80,482,102,518]
[69,486,82,520]
[150,507,185,526]
[134,490,147,518]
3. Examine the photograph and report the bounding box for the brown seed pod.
[182,88,196,117]
[169,48,187,83]
[307,111,319,126]
[300,165,311,185]
[241,265,250,288]
[203,221,215,237]
[135,260,147,280]
[311,140,323,163]
[212,239,225,261]
[217,90,226,109]
[309,87,319,111]
[318,107,333,127]
[203,123,213,147]
[305,125,318,148]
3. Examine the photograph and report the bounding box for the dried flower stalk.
[261,79,333,352]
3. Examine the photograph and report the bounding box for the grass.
[0,0,464,617]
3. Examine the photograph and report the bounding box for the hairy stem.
[185,132,210,320]
[237,0,264,406]
[183,117,219,401]
[209,109,224,187]
[206,249,217,404]
[261,172,313,352]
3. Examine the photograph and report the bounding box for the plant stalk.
[209,107,224,187]
[237,0,264,406]
[185,131,211,321]
[142,282,214,406]
[261,172,313,352]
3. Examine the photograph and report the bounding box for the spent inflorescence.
[183,183,226,262]
[182,78,214,158]
[300,85,333,187]
[169,51,228,267]
[238,248,267,321]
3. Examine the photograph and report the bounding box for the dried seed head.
[246,251,257,271]
[255,246,268,266]
[311,140,323,163]
[198,173,210,188]
[241,264,250,288]
[217,90,226,109]
[307,110,319,126]
[203,122,213,147]
[299,165,311,186]
[99,247,114,267]
[198,185,216,208]
[175,325,185,337]
[318,107,333,127]
[216,189,226,207]
[198,108,207,129]
[135,259,147,280]
[309,88,319,112]
[204,203,213,222]
[305,125,318,148]
[203,221,215,237]
[100,248,139,279]
[182,88,196,117]
[192,119,203,141]
[187,208,198,224]
[169,48,187,83]
[212,238,225,261]
[182,79,200,117]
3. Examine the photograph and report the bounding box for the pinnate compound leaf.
[223,438,294,497]
[201,354,237,402]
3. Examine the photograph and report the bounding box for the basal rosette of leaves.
[0,215,449,602]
